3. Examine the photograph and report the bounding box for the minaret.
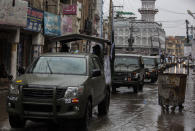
[138,0,158,22]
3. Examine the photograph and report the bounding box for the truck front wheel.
[112,86,117,93]
[78,100,92,131]
[98,88,110,115]
[9,114,25,128]
[133,86,138,93]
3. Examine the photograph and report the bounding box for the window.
[28,57,86,75]
[115,56,139,66]
[143,58,155,65]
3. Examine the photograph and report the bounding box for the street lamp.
[187,10,195,19]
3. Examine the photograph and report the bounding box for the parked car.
[7,53,110,129]
[142,56,159,83]
[7,34,112,130]
[112,54,145,93]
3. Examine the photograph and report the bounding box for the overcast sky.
[103,0,195,36]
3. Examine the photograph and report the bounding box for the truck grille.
[56,88,66,99]
[114,72,128,81]
[23,104,60,112]
[23,104,53,112]
[22,87,66,99]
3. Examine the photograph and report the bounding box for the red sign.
[63,5,77,15]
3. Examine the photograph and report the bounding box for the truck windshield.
[115,56,139,67]
[27,57,86,75]
[143,58,155,65]
[157,58,160,64]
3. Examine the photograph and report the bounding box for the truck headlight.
[149,69,155,72]
[134,73,139,78]
[64,87,79,99]
[9,84,20,95]
[132,72,139,78]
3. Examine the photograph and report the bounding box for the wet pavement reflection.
[0,66,195,131]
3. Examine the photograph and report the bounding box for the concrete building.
[165,36,184,57]
[103,19,109,40]
[95,0,103,37]
[0,0,99,81]
[139,0,158,22]
[184,42,192,57]
[114,0,165,55]
[0,0,29,80]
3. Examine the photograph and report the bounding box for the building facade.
[138,0,158,22]
[0,0,101,81]
[165,36,184,57]
[114,0,165,55]
[95,0,103,37]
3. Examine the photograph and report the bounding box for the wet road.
[0,68,195,131]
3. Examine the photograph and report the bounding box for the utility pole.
[187,10,195,72]
[108,0,113,41]
[186,20,190,43]
[185,20,190,75]
[150,36,153,55]
[157,28,161,55]
[108,0,115,78]
[128,23,134,51]
[100,0,103,38]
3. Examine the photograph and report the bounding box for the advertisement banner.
[63,5,77,15]
[61,15,73,35]
[0,0,28,27]
[24,8,43,32]
[44,12,61,36]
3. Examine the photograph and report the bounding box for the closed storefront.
[0,32,11,75]
[18,33,33,69]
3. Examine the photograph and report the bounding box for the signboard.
[44,12,61,36]
[0,0,28,27]
[24,8,43,32]
[63,5,77,15]
[61,15,73,35]
[116,11,135,15]
[77,2,82,19]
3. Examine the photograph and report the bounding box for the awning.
[49,33,111,45]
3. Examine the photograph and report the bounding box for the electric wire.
[157,7,187,15]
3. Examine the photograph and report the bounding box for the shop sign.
[24,8,43,32]
[61,15,73,35]
[63,5,77,15]
[44,12,61,36]
[0,0,28,27]
[77,2,82,19]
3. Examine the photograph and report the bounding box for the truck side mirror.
[92,69,101,77]
[8,75,13,81]
[18,67,25,75]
